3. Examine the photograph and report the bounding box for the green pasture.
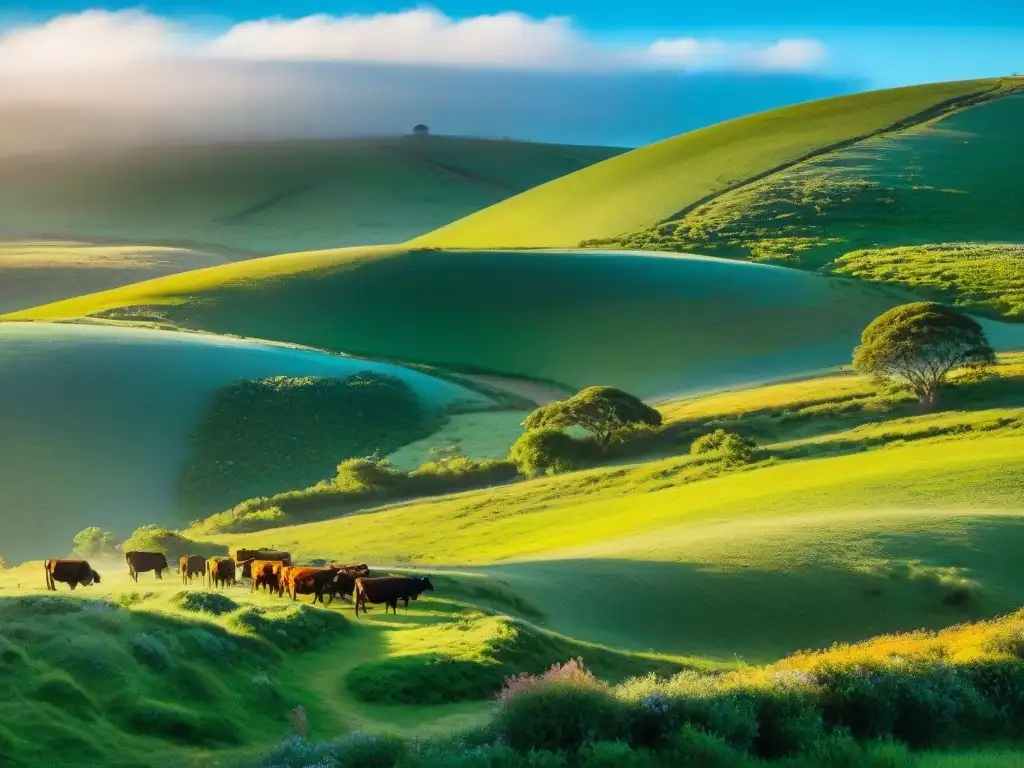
[4,248,966,397]
[831,243,1024,320]
[0,241,228,314]
[412,79,1009,249]
[0,322,488,562]
[0,137,620,256]
[210,425,1024,661]
[617,95,1024,320]
[0,562,686,768]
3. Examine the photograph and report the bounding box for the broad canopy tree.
[523,386,662,452]
[853,302,995,405]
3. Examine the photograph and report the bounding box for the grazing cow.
[235,550,291,579]
[44,560,101,591]
[327,570,359,603]
[207,556,236,588]
[281,566,339,604]
[250,560,287,594]
[179,555,206,585]
[354,576,434,617]
[125,551,169,582]
[328,563,370,579]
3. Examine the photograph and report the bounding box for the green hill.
[411,79,1014,249]
[0,136,621,256]
[0,241,229,314]
[12,246,1024,397]
[0,322,490,562]
[0,247,933,397]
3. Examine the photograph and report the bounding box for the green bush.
[663,725,752,767]
[499,684,626,752]
[126,698,240,746]
[172,590,238,616]
[745,687,823,758]
[508,428,593,477]
[690,429,757,464]
[127,632,172,670]
[70,526,121,559]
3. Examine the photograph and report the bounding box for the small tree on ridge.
[853,302,995,406]
[523,386,662,453]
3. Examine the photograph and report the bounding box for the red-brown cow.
[250,560,287,594]
[179,555,206,585]
[44,560,101,591]
[235,550,291,579]
[354,576,434,617]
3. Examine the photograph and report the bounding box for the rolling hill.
[0,322,490,562]
[411,79,1016,249]
[0,136,622,257]
[0,241,229,314]
[11,246,1024,398]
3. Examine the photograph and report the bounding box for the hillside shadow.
[474,520,1024,663]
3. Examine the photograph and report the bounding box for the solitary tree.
[523,386,662,452]
[412,124,430,137]
[853,302,995,406]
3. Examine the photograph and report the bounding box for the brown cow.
[235,550,291,579]
[207,557,236,588]
[328,563,370,578]
[179,555,206,585]
[280,566,340,604]
[126,551,169,582]
[326,570,361,603]
[44,560,101,591]
[250,560,287,594]
[354,576,434,617]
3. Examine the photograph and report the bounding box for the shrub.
[690,430,757,464]
[497,660,625,752]
[347,655,504,705]
[663,725,751,767]
[508,429,592,477]
[576,741,658,767]
[173,590,238,616]
[70,527,121,559]
[126,698,240,746]
[745,686,823,758]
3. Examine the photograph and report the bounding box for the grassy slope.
[0,241,229,314]
[0,137,621,256]
[0,322,488,563]
[211,424,1024,661]
[3,247,981,398]
[631,94,1024,259]
[0,566,685,768]
[410,79,1006,249]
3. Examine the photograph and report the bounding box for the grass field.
[0,322,489,562]
[0,241,229,314]
[621,95,1024,266]
[410,79,1011,249]
[0,137,621,256]
[208,425,1024,661]
[9,247,1001,398]
[830,243,1024,320]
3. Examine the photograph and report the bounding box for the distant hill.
[0,136,622,256]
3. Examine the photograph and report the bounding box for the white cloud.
[644,36,826,72]
[0,10,182,72]
[0,8,826,74]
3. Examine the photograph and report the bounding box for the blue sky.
[0,2,1021,148]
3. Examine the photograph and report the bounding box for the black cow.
[354,576,434,617]
[44,560,101,591]
[207,557,236,588]
[125,551,169,582]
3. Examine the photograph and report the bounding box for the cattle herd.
[42,550,434,617]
